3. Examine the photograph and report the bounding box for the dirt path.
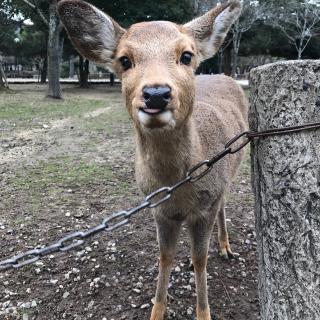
[0,84,259,320]
[0,106,112,165]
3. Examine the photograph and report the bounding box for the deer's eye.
[180,52,193,66]
[119,56,132,71]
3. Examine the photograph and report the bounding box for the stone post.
[249,60,320,320]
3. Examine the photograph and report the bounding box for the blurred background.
[0,0,319,97]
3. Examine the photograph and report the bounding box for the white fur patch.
[138,110,176,128]
[185,1,242,61]
[87,3,123,69]
[209,4,242,56]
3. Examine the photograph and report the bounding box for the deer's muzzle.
[141,86,172,114]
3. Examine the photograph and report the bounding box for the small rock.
[133,288,141,294]
[88,300,94,309]
[63,292,70,299]
[187,307,193,315]
[74,212,84,218]
[21,302,31,309]
[50,279,58,285]
[140,303,150,309]
[93,277,100,283]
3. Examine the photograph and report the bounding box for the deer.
[57,0,248,319]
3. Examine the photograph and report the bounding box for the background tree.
[24,28,47,81]
[265,0,320,59]
[17,0,64,98]
[231,0,268,77]
[0,0,21,89]
[89,0,192,27]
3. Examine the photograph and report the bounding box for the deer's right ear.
[57,0,125,69]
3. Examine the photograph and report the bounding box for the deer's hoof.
[150,302,166,320]
[219,240,239,260]
[220,248,239,260]
[196,306,211,320]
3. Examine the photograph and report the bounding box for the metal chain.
[1,121,320,272]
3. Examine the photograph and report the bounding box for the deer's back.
[193,74,248,186]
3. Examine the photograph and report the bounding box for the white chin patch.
[138,110,176,128]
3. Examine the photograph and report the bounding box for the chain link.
[1,121,320,271]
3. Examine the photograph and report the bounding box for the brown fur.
[58,1,247,319]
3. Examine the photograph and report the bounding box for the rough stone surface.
[249,60,320,320]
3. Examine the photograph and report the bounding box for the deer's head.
[58,0,241,131]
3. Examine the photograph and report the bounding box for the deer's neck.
[134,117,202,188]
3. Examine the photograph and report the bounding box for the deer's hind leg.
[217,197,236,259]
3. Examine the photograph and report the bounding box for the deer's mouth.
[139,107,164,115]
[137,108,176,129]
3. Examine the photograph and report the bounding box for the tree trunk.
[69,55,75,78]
[79,56,89,88]
[47,0,62,99]
[41,55,48,84]
[218,49,224,74]
[249,60,320,320]
[0,61,9,90]
[231,46,238,78]
[109,72,115,86]
[232,27,241,78]
[223,46,232,76]
[297,46,302,60]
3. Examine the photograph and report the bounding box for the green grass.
[0,86,124,132]
[3,156,116,215]
[0,84,133,215]
[9,156,113,190]
[83,104,130,133]
[0,98,100,120]
[0,97,104,132]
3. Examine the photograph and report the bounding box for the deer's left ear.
[184,0,241,61]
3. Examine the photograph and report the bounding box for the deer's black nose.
[143,86,171,110]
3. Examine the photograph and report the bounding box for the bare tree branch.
[230,0,269,77]
[266,0,320,59]
[21,0,49,27]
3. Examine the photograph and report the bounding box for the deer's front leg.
[188,217,215,320]
[150,215,182,320]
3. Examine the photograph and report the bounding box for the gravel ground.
[0,84,259,320]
